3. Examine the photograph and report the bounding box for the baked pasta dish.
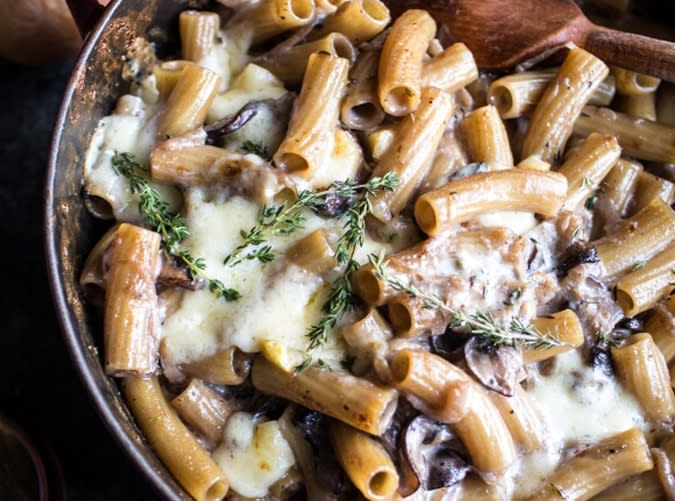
[79,0,675,499]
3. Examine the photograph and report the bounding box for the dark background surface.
[0,59,161,500]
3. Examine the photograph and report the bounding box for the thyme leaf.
[224,172,399,266]
[595,329,620,348]
[632,260,646,272]
[241,139,271,160]
[112,151,240,302]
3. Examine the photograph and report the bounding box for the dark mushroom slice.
[447,161,488,182]
[556,240,599,278]
[431,329,470,363]
[589,345,614,376]
[400,415,470,495]
[291,408,353,498]
[559,263,624,341]
[464,336,524,397]
[204,93,296,153]
[379,397,418,460]
[612,315,644,339]
[157,258,202,291]
[313,183,356,218]
[204,100,261,145]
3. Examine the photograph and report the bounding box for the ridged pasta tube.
[414,169,567,236]
[122,376,229,501]
[377,9,436,116]
[521,47,609,163]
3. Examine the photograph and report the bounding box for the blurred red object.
[0,413,50,499]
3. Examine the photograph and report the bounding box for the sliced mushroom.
[589,345,613,376]
[556,241,599,278]
[559,263,624,340]
[431,331,469,363]
[613,316,644,338]
[204,93,296,154]
[400,415,470,495]
[157,258,202,291]
[292,408,351,497]
[204,100,261,145]
[447,161,488,182]
[464,336,524,397]
[314,182,356,218]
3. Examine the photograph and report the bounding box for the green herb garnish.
[505,287,522,306]
[368,251,567,350]
[595,329,619,348]
[112,151,240,301]
[225,173,400,266]
[241,139,271,160]
[632,260,646,272]
[292,174,400,372]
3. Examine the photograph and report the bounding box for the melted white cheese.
[513,350,650,497]
[207,63,287,124]
[476,210,537,236]
[212,412,295,498]
[159,189,395,366]
[294,128,363,189]
[83,96,180,222]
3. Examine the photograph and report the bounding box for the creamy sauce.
[207,63,287,124]
[514,350,650,496]
[83,95,180,222]
[476,210,538,236]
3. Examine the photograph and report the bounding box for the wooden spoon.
[384,0,675,80]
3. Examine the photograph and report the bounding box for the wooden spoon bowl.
[384,0,675,80]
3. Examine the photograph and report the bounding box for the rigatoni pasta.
[523,428,653,501]
[273,51,349,176]
[414,169,568,235]
[422,42,478,94]
[103,223,161,377]
[122,376,229,501]
[487,68,615,119]
[368,86,455,221]
[309,0,390,46]
[158,63,222,138]
[574,105,675,163]
[377,9,436,116]
[460,104,514,170]
[612,333,675,426]
[77,3,675,500]
[521,47,609,163]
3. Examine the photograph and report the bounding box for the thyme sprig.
[224,172,400,266]
[293,174,400,372]
[241,139,271,160]
[112,151,240,301]
[367,251,567,350]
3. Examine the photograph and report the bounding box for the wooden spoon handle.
[584,27,675,82]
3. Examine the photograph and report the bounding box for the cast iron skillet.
[43,1,675,499]
[45,1,210,499]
